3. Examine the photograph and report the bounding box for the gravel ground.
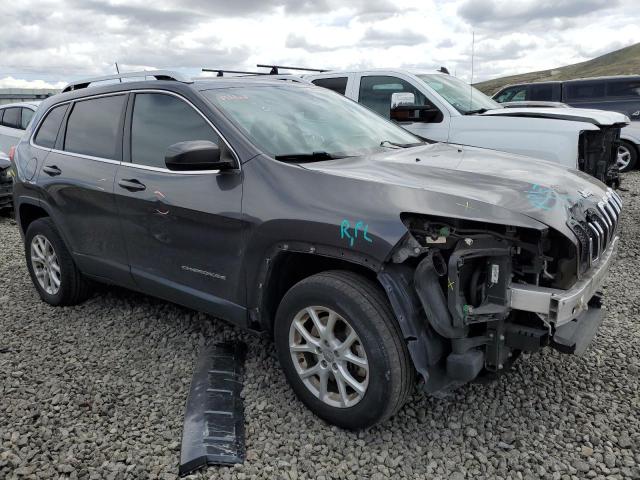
[1,174,639,480]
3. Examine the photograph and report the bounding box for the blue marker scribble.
[340,219,373,246]
[525,184,569,211]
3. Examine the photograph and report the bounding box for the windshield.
[203,85,422,159]
[417,74,502,114]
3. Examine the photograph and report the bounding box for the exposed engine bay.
[380,189,621,394]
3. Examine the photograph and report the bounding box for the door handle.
[42,165,62,176]
[118,178,146,192]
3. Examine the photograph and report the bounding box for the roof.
[0,101,40,109]
[564,74,640,83]
[193,76,312,90]
[305,67,445,77]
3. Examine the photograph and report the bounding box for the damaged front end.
[579,126,624,188]
[379,189,622,395]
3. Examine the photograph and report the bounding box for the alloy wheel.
[617,144,632,170]
[288,306,369,408]
[30,234,61,295]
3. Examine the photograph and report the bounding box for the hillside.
[475,42,640,95]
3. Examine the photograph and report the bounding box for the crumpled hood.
[480,106,630,127]
[301,143,610,237]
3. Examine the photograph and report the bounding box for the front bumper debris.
[179,342,247,476]
[509,236,618,325]
[551,297,604,355]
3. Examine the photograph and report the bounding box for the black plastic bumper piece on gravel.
[179,342,247,476]
[552,306,604,356]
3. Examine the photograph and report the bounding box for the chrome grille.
[584,188,622,267]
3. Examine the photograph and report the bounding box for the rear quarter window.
[34,104,69,149]
[311,77,349,95]
[20,108,35,129]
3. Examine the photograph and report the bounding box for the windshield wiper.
[274,151,341,162]
[463,108,489,115]
[380,140,425,149]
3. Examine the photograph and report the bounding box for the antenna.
[469,31,475,111]
[115,63,122,83]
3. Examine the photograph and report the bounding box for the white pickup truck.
[305,69,629,186]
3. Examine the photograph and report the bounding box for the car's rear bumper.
[509,236,618,326]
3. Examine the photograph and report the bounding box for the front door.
[356,74,450,142]
[114,91,245,322]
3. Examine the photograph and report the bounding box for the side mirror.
[391,92,416,109]
[164,140,235,172]
[390,92,441,123]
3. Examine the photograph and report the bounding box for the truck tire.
[617,140,637,172]
[25,217,91,306]
[274,270,413,429]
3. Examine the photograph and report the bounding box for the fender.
[249,239,382,331]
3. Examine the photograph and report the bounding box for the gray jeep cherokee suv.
[12,71,621,429]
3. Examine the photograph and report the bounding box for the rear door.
[114,91,245,321]
[36,93,133,286]
[0,107,25,154]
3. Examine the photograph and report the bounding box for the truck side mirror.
[391,92,416,109]
[390,92,442,123]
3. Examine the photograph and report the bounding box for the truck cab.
[306,69,628,186]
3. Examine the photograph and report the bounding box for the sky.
[1,0,639,89]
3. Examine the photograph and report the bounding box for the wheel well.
[621,139,638,155]
[19,203,48,234]
[259,251,378,334]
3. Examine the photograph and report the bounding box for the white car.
[0,102,40,155]
[305,69,629,186]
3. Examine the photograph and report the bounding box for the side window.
[64,95,126,159]
[358,76,428,119]
[0,109,4,124]
[34,104,69,148]
[20,108,35,129]
[606,79,640,98]
[130,93,222,169]
[2,108,21,129]
[311,77,348,95]
[530,84,554,101]
[565,82,605,101]
[494,86,527,102]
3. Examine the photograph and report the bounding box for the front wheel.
[274,271,413,429]
[617,141,638,172]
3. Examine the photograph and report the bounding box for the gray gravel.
[1,174,640,480]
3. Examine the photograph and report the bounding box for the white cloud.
[0,0,638,87]
[0,77,65,89]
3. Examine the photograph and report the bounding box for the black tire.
[617,140,638,173]
[25,217,91,306]
[274,270,413,429]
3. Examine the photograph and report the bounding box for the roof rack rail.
[202,68,268,77]
[62,70,192,93]
[256,64,328,74]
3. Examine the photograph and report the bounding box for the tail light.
[8,145,15,162]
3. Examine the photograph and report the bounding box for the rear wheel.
[274,271,413,429]
[25,218,91,306]
[617,141,637,172]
